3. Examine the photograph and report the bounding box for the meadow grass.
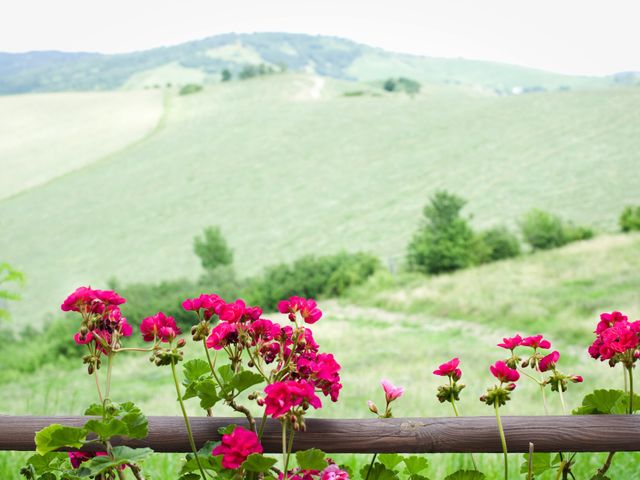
[1,75,640,325]
[0,90,163,200]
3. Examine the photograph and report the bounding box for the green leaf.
[83,404,104,416]
[378,453,403,469]
[76,446,152,476]
[217,365,234,385]
[241,453,278,472]
[178,474,202,480]
[197,378,221,409]
[22,452,68,474]
[218,425,236,435]
[403,456,429,475]
[183,359,211,384]
[572,389,640,415]
[520,452,555,475]
[590,475,612,480]
[296,448,327,471]
[119,402,148,439]
[35,424,87,455]
[359,463,399,480]
[84,419,129,439]
[443,470,486,480]
[232,371,264,395]
[408,475,431,480]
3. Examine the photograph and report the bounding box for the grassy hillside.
[2,234,640,477]
[1,74,639,324]
[0,90,164,200]
[0,32,614,94]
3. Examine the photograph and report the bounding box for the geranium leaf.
[35,424,87,455]
[242,453,278,472]
[296,448,327,471]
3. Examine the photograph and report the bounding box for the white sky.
[2,0,639,76]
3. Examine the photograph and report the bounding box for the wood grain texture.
[2,415,640,453]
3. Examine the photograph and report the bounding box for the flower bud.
[505,382,517,391]
[177,338,186,348]
[367,401,378,414]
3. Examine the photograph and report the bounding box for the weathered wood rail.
[2,415,640,453]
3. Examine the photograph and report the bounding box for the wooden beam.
[2,415,639,453]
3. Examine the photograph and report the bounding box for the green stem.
[171,359,208,480]
[624,367,628,393]
[629,366,634,414]
[281,420,288,480]
[258,410,268,441]
[105,354,113,400]
[495,403,508,480]
[555,461,566,480]
[203,340,223,386]
[284,422,295,477]
[558,387,567,415]
[94,360,104,404]
[364,453,378,480]
[450,399,478,471]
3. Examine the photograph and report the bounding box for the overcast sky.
[2,0,639,76]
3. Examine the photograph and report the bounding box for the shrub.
[477,226,521,263]
[407,191,476,274]
[382,77,421,95]
[620,206,640,232]
[193,226,233,272]
[221,69,232,82]
[244,252,380,310]
[520,209,594,250]
[179,83,203,95]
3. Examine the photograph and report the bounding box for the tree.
[221,69,232,82]
[620,206,640,232]
[193,227,233,272]
[0,262,25,321]
[407,191,476,274]
[383,78,396,92]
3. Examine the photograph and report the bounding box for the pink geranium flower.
[490,360,520,383]
[433,358,462,380]
[140,312,181,342]
[321,464,350,480]
[521,335,551,350]
[68,451,108,469]
[61,286,125,314]
[212,426,263,469]
[381,379,404,403]
[278,296,322,324]
[206,322,238,350]
[497,335,523,351]
[539,350,560,372]
[263,380,322,418]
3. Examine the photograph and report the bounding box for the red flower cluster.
[140,312,182,343]
[62,287,132,360]
[278,296,323,324]
[498,334,551,351]
[589,311,640,365]
[212,426,263,469]
[68,452,108,469]
[263,380,322,418]
[184,294,342,423]
[490,360,520,384]
[433,357,462,380]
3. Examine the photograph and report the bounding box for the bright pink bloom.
[68,451,108,469]
[206,322,238,350]
[571,375,584,383]
[61,287,125,313]
[140,312,181,342]
[278,296,322,324]
[249,319,281,344]
[218,299,262,323]
[497,335,523,351]
[433,358,462,379]
[521,335,551,350]
[381,379,404,403]
[73,331,94,345]
[596,311,628,334]
[539,350,560,372]
[212,426,263,469]
[321,464,350,480]
[490,360,520,383]
[263,380,322,418]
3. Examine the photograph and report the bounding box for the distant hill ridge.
[1,32,634,95]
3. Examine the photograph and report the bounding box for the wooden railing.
[2,415,640,453]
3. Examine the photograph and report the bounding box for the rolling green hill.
[1,74,639,324]
[0,32,619,95]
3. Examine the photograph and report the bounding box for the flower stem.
[94,360,104,404]
[494,403,508,480]
[629,366,634,414]
[105,353,114,400]
[450,399,478,471]
[284,422,295,478]
[364,453,378,480]
[558,387,567,415]
[258,410,268,441]
[281,420,288,480]
[170,358,208,480]
[624,367,629,393]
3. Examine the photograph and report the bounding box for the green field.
[1,74,639,325]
